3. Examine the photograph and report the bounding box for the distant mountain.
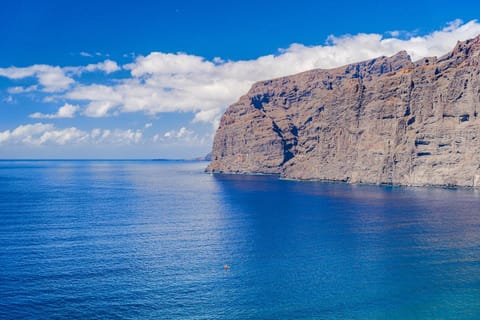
[194,152,212,161]
[153,152,211,162]
[207,35,480,187]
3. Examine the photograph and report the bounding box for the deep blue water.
[0,160,479,319]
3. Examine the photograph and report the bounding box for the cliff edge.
[207,36,480,187]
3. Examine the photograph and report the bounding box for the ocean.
[0,160,479,319]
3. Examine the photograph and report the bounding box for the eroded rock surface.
[207,36,480,187]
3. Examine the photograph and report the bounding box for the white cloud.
[152,134,161,143]
[193,108,222,129]
[106,129,142,144]
[0,130,10,144]
[80,51,107,58]
[80,52,93,57]
[84,60,120,74]
[3,95,15,104]
[160,126,209,145]
[145,123,152,128]
[0,123,57,145]
[84,100,119,118]
[125,52,215,77]
[123,52,136,59]
[65,84,122,117]
[37,127,87,145]
[8,85,38,94]
[29,103,80,119]
[164,127,192,139]
[0,65,74,92]
[0,59,120,94]
[387,30,401,37]
[0,123,143,146]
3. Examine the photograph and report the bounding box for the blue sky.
[1,0,480,159]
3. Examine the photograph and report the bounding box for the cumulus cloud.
[164,127,192,139]
[0,123,53,145]
[0,123,143,146]
[64,84,123,117]
[60,19,480,124]
[0,65,75,92]
[84,60,120,74]
[8,85,38,94]
[159,126,209,145]
[0,59,120,94]
[30,103,80,119]
[96,129,142,144]
[193,108,222,129]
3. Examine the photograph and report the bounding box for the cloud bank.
[30,103,80,119]
[60,20,480,124]
[0,123,143,146]
[1,19,480,149]
[0,59,120,93]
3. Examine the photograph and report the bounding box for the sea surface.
[0,160,479,319]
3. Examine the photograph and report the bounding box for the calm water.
[0,160,479,319]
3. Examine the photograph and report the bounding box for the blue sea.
[0,160,479,319]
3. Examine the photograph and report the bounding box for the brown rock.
[206,35,480,187]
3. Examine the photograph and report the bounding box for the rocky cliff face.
[206,36,480,187]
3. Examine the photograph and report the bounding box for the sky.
[1,0,480,159]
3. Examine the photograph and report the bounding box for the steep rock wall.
[207,36,480,187]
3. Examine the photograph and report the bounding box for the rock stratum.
[206,36,480,187]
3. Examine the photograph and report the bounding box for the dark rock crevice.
[251,93,271,110]
[272,121,298,165]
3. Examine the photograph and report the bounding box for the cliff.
[206,35,480,187]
